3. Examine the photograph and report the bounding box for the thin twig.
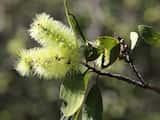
[126,55,145,85]
[128,61,145,84]
[82,62,160,94]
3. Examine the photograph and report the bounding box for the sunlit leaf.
[60,71,91,117]
[130,32,139,50]
[138,25,160,46]
[82,84,103,120]
[96,36,120,67]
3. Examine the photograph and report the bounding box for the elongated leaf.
[64,0,86,42]
[69,13,86,42]
[96,36,120,67]
[82,84,103,120]
[130,32,139,50]
[60,71,90,117]
[138,25,160,46]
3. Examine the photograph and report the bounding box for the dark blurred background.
[0,0,160,120]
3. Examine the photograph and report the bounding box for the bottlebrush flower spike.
[16,50,33,76]
[16,13,81,79]
[16,47,80,79]
[29,13,78,48]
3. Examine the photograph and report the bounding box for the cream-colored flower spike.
[29,13,78,48]
[16,49,33,76]
[16,13,81,79]
[17,47,80,79]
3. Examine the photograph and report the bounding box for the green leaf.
[60,71,91,117]
[84,43,101,61]
[64,0,86,42]
[130,32,139,50]
[138,25,160,46]
[82,84,103,120]
[96,36,120,67]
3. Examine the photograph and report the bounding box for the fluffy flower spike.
[16,47,80,79]
[16,13,81,79]
[29,13,78,48]
[16,50,33,76]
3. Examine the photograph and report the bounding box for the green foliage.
[84,43,101,62]
[64,0,86,42]
[82,84,103,120]
[60,71,90,117]
[0,0,160,120]
[96,36,120,67]
[11,0,160,120]
[138,25,160,46]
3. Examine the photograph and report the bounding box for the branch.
[82,62,160,94]
[126,55,145,84]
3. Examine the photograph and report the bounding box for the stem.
[126,55,145,85]
[64,0,71,27]
[69,13,86,42]
[82,62,160,94]
[64,0,86,42]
